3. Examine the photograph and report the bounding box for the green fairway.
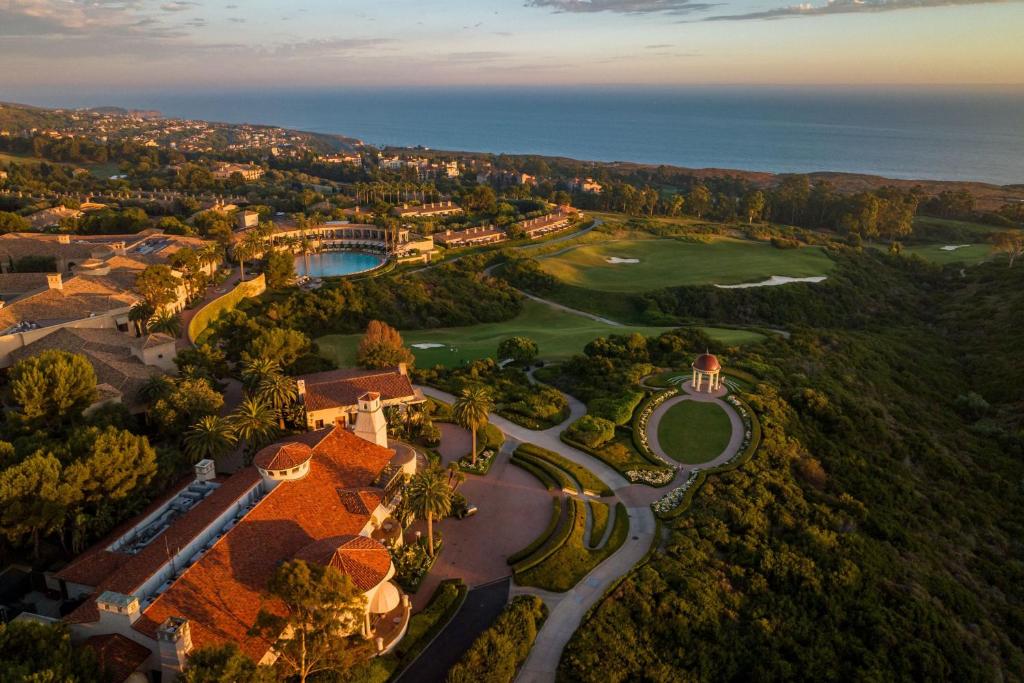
[537,238,834,292]
[316,299,764,368]
[904,243,993,265]
[657,400,733,465]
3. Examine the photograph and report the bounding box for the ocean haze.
[19,87,1024,185]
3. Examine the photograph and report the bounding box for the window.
[315,419,324,429]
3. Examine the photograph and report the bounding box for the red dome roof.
[295,535,392,591]
[692,353,720,372]
[253,442,312,471]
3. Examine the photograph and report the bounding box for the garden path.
[646,381,745,475]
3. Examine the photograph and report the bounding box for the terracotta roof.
[253,441,312,471]
[130,333,176,350]
[294,535,391,591]
[7,327,166,407]
[63,470,260,625]
[83,634,151,682]
[0,272,50,297]
[0,274,137,330]
[338,488,384,516]
[298,367,415,413]
[0,235,101,261]
[132,427,395,662]
[693,353,721,372]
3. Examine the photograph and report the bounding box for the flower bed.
[458,448,496,475]
[392,536,443,593]
[632,388,684,470]
[559,434,674,487]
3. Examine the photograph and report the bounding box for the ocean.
[28,87,1024,185]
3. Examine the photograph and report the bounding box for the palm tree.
[405,467,451,557]
[147,310,181,337]
[257,372,298,429]
[453,386,493,466]
[230,396,279,461]
[233,240,254,281]
[128,301,155,337]
[184,415,237,462]
[137,373,172,404]
[241,357,282,391]
[446,461,466,493]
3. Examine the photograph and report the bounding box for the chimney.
[157,617,193,682]
[194,459,216,482]
[397,362,407,376]
[57,234,70,244]
[96,591,141,628]
[46,273,62,290]
[353,391,387,447]
[296,379,306,402]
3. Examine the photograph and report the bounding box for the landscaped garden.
[656,400,733,464]
[536,237,834,292]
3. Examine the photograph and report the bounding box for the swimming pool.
[294,251,384,278]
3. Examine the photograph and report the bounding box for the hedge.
[513,451,575,492]
[511,498,581,575]
[509,456,558,491]
[588,500,610,548]
[587,390,645,426]
[514,443,613,497]
[507,497,563,565]
[445,595,548,683]
[629,389,680,468]
[654,395,763,521]
[559,433,674,487]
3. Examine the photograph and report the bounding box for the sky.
[1,0,1023,95]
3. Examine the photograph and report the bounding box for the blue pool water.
[295,251,383,278]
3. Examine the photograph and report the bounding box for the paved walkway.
[646,381,745,476]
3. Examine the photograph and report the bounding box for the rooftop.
[298,366,418,413]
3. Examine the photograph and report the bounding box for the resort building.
[572,177,604,194]
[691,352,722,392]
[392,201,464,219]
[25,205,84,230]
[50,400,417,681]
[433,225,506,248]
[514,207,578,239]
[241,219,436,262]
[211,163,263,181]
[295,365,425,430]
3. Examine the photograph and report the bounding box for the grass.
[903,243,994,266]
[515,443,613,497]
[516,502,629,592]
[537,237,834,292]
[317,299,761,368]
[656,400,733,465]
[588,501,610,548]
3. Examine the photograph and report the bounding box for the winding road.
[415,376,746,682]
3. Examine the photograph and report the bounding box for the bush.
[587,391,644,426]
[446,595,548,683]
[564,415,616,449]
[515,443,613,497]
[512,498,580,574]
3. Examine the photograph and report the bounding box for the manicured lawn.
[657,400,733,465]
[537,238,834,292]
[316,299,763,368]
[903,243,994,265]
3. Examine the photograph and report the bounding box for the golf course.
[537,238,835,292]
[317,299,765,368]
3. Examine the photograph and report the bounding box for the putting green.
[538,238,833,292]
[316,299,765,368]
[657,400,733,465]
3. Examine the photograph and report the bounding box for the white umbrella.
[368,581,401,614]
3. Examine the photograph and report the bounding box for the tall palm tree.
[257,372,298,429]
[234,240,254,282]
[128,301,155,337]
[230,396,279,462]
[453,386,493,466]
[241,357,282,391]
[147,310,181,337]
[405,467,451,557]
[184,415,237,462]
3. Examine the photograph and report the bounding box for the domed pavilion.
[691,352,722,393]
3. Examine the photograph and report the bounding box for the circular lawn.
[656,400,732,464]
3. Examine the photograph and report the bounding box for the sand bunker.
[941,245,972,251]
[716,275,827,289]
[411,343,446,349]
[605,257,640,264]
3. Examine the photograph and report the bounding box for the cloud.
[645,43,673,48]
[160,1,196,11]
[270,37,395,59]
[527,0,715,13]
[701,0,1018,20]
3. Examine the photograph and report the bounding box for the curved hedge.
[515,443,612,497]
[507,496,563,565]
[629,388,679,468]
[512,497,581,575]
[587,500,610,548]
[509,456,557,491]
[559,433,674,487]
[513,451,575,492]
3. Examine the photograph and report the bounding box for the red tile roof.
[298,367,415,413]
[83,634,151,682]
[693,353,721,372]
[338,488,384,516]
[253,441,312,471]
[294,535,391,592]
[132,427,395,662]
[63,470,261,625]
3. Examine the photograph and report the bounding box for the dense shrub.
[564,415,616,449]
[586,391,644,426]
[446,595,548,683]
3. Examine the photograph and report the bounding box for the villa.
[211,162,263,181]
[295,364,425,430]
[240,219,436,262]
[392,201,463,219]
[514,207,578,239]
[50,396,418,681]
[434,224,506,248]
